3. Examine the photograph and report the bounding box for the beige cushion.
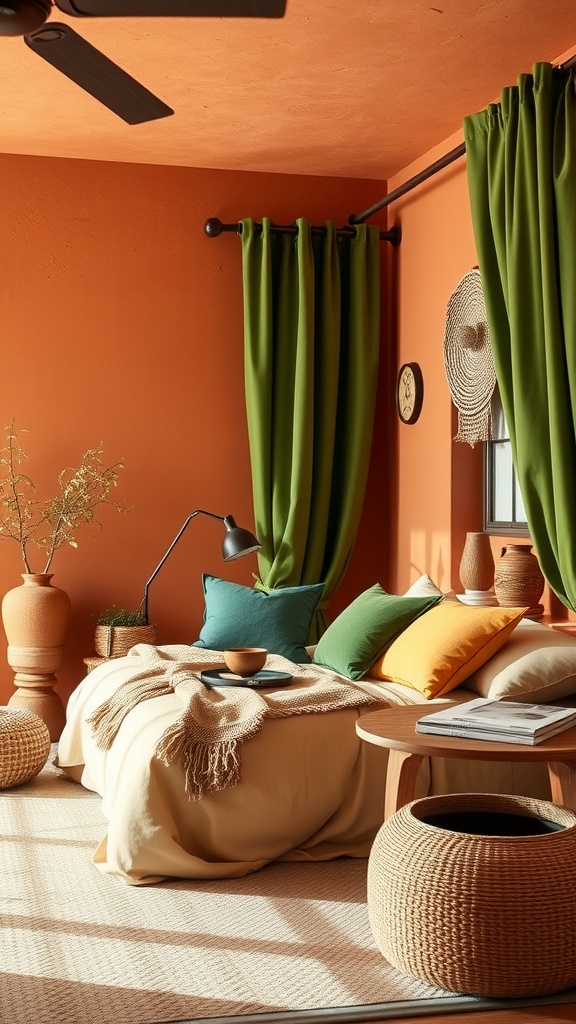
[404,574,443,598]
[405,574,457,600]
[465,618,576,702]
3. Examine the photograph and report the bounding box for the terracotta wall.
[386,131,479,595]
[0,154,388,708]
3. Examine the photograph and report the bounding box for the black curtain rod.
[204,217,401,246]
[348,52,576,226]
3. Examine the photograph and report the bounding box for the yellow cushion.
[370,602,528,699]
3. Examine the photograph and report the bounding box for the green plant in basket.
[96,606,147,627]
[94,604,157,658]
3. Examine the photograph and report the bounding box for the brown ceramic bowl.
[224,647,268,677]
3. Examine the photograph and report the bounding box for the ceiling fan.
[1,0,287,124]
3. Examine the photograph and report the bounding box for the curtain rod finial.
[389,225,402,247]
[204,218,224,237]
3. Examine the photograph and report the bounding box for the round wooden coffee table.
[356,703,576,819]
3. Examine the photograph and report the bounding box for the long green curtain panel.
[241,217,381,639]
[465,62,576,611]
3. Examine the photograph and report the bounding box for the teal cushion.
[194,575,324,664]
[312,584,443,680]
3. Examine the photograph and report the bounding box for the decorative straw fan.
[443,268,496,446]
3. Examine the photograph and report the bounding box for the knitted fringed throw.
[88,644,381,800]
[155,685,265,799]
[87,675,174,749]
[85,645,203,749]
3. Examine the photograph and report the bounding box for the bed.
[54,577,576,888]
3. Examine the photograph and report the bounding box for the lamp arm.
[142,509,224,623]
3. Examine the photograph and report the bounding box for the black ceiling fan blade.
[25,24,174,124]
[55,0,286,16]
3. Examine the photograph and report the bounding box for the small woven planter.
[368,792,576,998]
[0,706,51,789]
[94,623,158,658]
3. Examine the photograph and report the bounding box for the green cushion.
[312,584,443,680]
[194,575,324,664]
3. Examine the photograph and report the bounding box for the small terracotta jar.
[494,544,545,618]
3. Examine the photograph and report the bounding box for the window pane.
[493,441,513,521]
[491,388,507,440]
[515,473,527,522]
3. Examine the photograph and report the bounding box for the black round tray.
[201,668,293,688]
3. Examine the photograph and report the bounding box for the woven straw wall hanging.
[443,268,496,447]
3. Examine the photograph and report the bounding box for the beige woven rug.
[3,756,574,1024]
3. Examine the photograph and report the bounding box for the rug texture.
[0,755,460,1024]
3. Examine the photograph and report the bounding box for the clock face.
[397,362,423,424]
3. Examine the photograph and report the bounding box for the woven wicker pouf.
[367,792,576,998]
[0,706,51,789]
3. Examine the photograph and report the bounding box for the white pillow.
[405,574,446,599]
[465,618,576,703]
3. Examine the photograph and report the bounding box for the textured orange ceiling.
[0,0,574,179]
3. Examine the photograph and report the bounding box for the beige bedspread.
[57,645,553,885]
[56,646,393,884]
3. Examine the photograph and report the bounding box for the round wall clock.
[397,362,424,424]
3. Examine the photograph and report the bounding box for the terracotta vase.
[494,544,545,620]
[1,573,71,740]
[459,532,494,592]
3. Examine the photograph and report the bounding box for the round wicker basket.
[0,706,51,789]
[94,623,158,658]
[368,792,576,998]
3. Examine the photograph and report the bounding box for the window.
[484,387,529,535]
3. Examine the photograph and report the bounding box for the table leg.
[385,749,426,818]
[547,760,576,811]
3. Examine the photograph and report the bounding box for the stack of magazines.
[415,698,576,745]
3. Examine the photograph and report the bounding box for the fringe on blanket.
[86,644,213,751]
[86,674,174,749]
[154,686,267,799]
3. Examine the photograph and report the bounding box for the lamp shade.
[222,515,261,561]
[141,509,261,623]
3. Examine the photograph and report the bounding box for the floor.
[359,1006,576,1024]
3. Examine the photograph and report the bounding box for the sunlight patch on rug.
[1,758,455,1024]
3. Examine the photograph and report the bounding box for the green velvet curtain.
[464,62,576,611]
[241,217,381,639]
